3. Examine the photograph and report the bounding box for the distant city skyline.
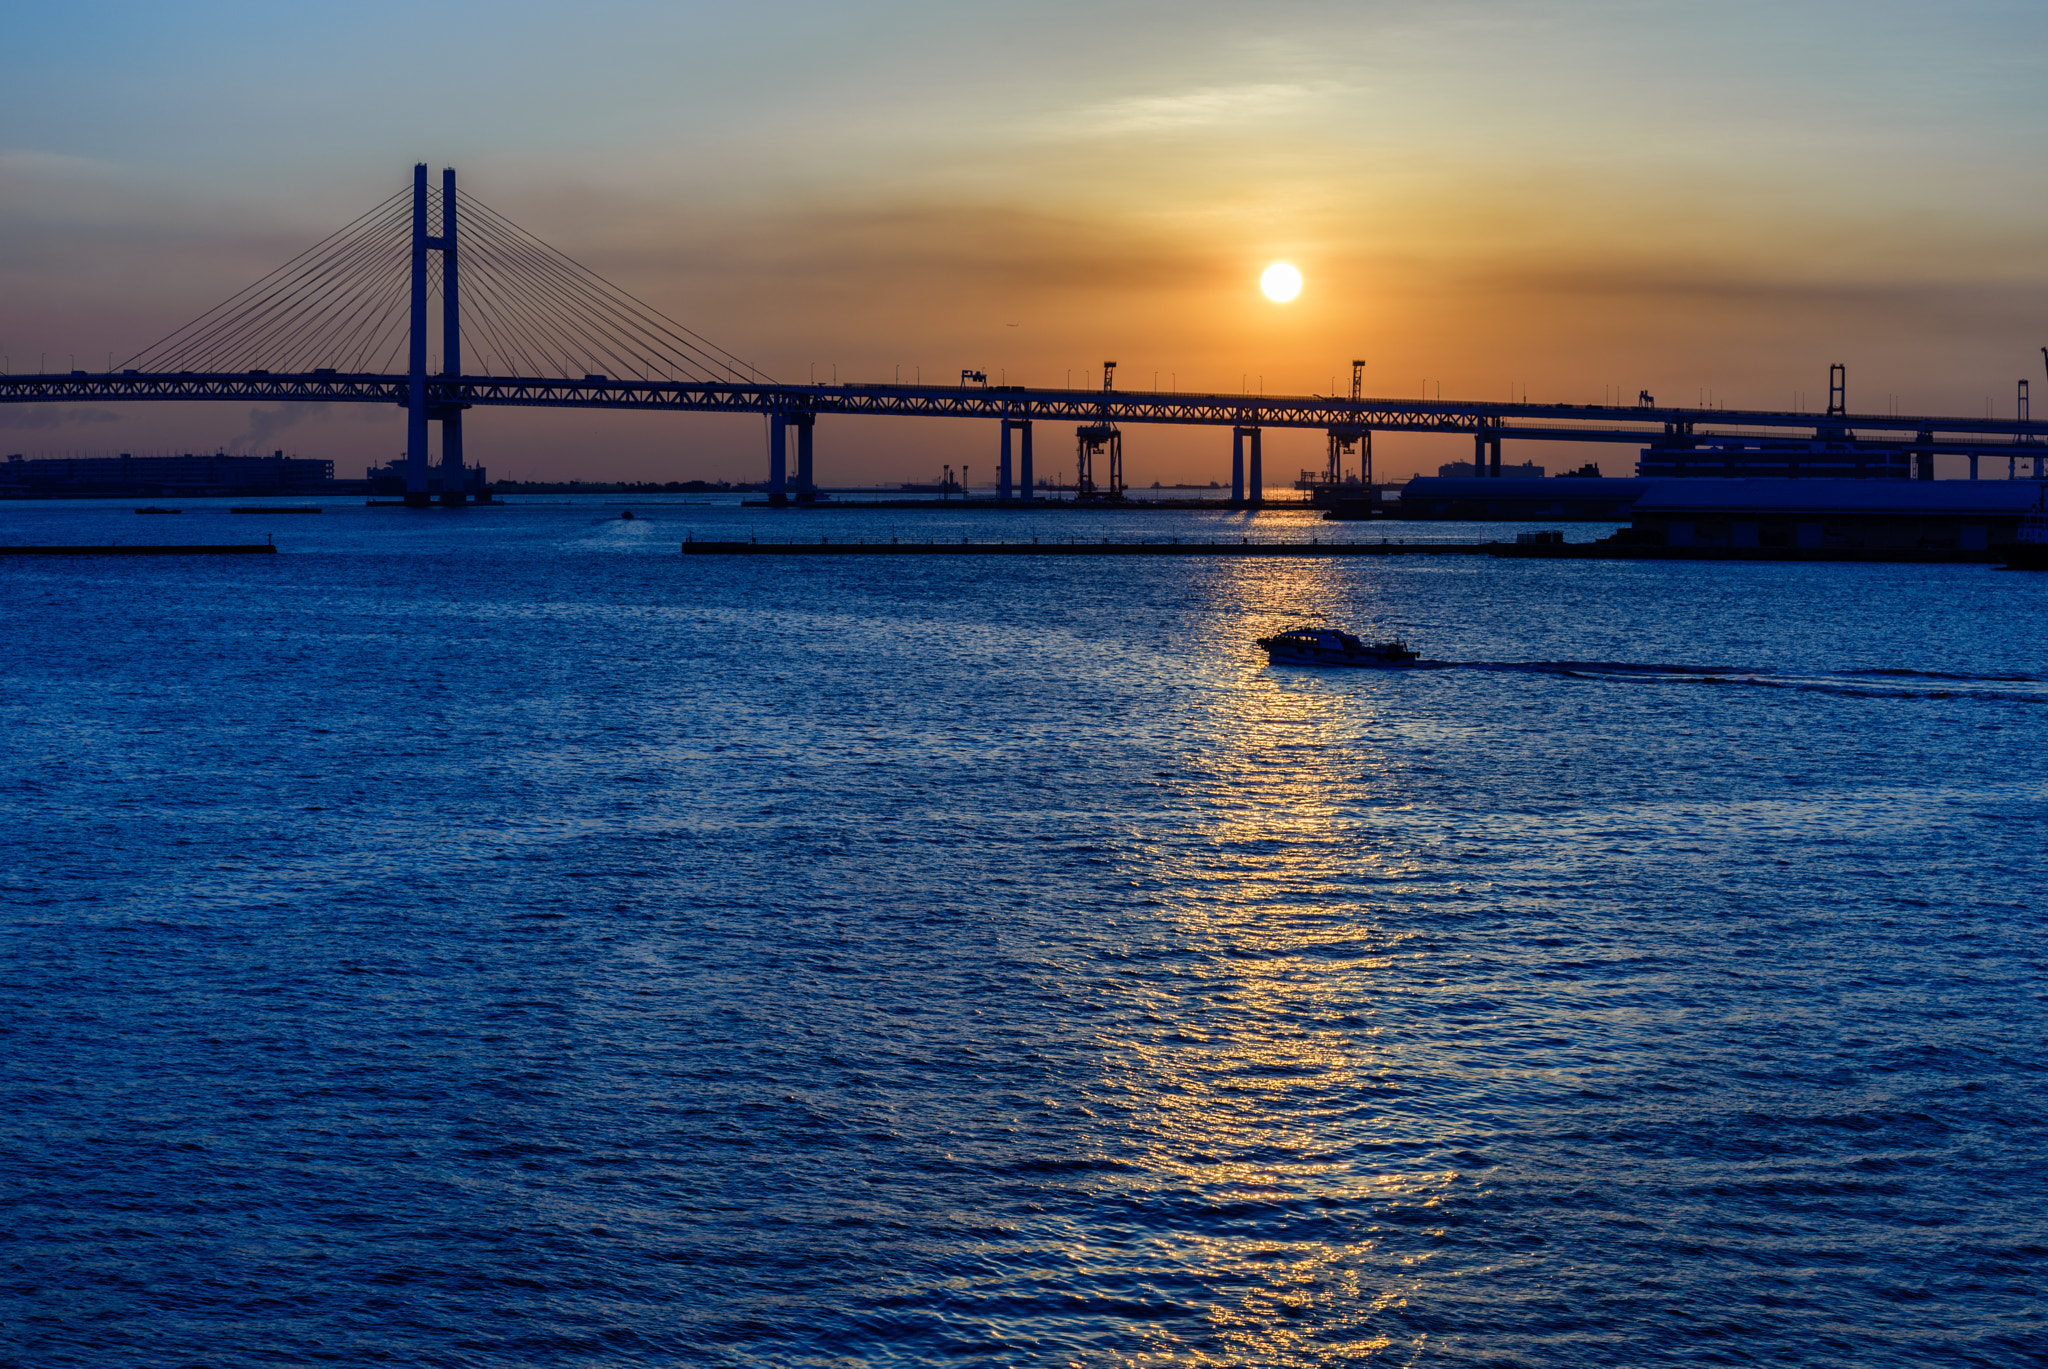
[5,0,2045,483]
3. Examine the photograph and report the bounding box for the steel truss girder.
[5,374,2047,456]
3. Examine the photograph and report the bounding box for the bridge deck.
[5,373,2045,454]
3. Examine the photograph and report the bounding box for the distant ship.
[1257,627,1419,667]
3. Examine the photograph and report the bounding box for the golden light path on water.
[1077,557,1459,1365]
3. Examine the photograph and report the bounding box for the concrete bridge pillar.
[405,163,431,507]
[793,412,816,501]
[769,413,788,506]
[999,420,1013,501]
[1231,427,1245,504]
[439,416,465,503]
[405,163,465,506]
[1470,423,1504,476]
[1247,426,1262,503]
[1018,421,1033,501]
[438,167,465,506]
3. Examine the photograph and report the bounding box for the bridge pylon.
[407,164,471,506]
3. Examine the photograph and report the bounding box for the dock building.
[2,451,339,497]
[1625,480,2040,552]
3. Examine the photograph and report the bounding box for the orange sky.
[5,1,2046,483]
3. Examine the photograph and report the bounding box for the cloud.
[227,402,328,453]
[1039,82,1328,137]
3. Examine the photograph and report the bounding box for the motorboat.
[1257,626,1419,667]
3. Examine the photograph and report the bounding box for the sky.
[4,0,2047,485]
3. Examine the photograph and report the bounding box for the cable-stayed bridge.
[4,164,2045,505]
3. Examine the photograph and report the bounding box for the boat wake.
[1446,660,2048,704]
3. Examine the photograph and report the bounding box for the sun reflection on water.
[1065,557,1470,1362]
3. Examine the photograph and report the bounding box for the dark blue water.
[4,497,2045,1366]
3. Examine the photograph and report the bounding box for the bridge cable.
[118,190,411,372]
[456,189,766,383]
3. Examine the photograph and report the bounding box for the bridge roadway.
[5,371,2044,462]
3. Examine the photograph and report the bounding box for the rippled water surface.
[3,498,2045,1366]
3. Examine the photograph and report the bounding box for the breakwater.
[0,542,277,556]
[683,537,2005,562]
[685,537,1481,557]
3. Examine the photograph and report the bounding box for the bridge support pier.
[438,167,467,506]
[1018,421,1033,501]
[1231,428,1245,504]
[769,414,788,505]
[793,412,815,502]
[1249,426,1262,503]
[1474,424,1503,476]
[999,420,1014,501]
[439,415,465,505]
[405,163,432,507]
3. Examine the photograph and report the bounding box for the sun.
[1261,263,1302,302]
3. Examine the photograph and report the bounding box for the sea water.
[2,497,2044,1366]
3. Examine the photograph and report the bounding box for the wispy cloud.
[1040,82,1329,137]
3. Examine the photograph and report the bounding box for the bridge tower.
[438,168,468,505]
[406,164,470,507]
